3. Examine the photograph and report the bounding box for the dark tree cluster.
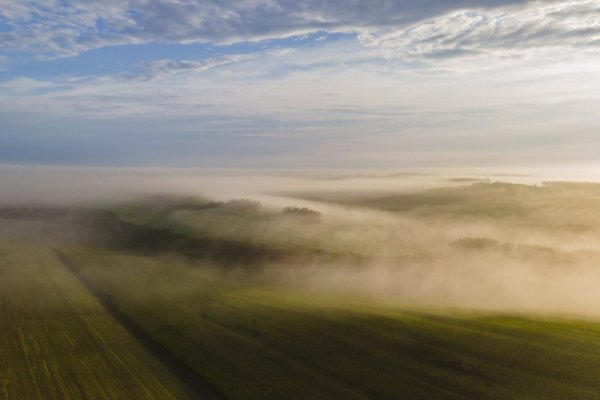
[207,199,262,211]
[282,207,321,219]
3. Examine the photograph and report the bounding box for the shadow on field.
[52,248,225,400]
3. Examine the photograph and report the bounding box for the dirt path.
[52,248,226,400]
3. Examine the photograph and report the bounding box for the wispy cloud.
[127,50,293,80]
[0,77,59,93]
[0,0,570,60]
[359,0,600,65]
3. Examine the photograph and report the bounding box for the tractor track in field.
[52,248,225,400]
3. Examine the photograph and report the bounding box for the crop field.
[61,247,600,400]
[0,244,193,399]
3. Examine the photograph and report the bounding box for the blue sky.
[1,0,600,168]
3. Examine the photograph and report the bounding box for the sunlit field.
[0,245,192,399]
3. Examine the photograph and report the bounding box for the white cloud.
[0,39,380,117]
[0,77,58,93]
[359,0,600,66]
[131,51,281,80]
[2,38,599,133]
[0,0,571,59]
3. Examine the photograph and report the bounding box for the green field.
[59,247,600,400]
[0,244,193,399]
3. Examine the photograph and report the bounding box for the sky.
[1,0,599,169]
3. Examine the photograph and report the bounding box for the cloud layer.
[0,0,578,59]
[1,1,600,168]
[360,0,600,63]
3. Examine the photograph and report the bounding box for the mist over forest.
[4,166,600,317]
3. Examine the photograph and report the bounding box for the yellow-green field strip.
[0,244,220,399]
[52,248,225,400]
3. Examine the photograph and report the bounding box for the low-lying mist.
[4,164,600,317]
[261,245,600,317]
